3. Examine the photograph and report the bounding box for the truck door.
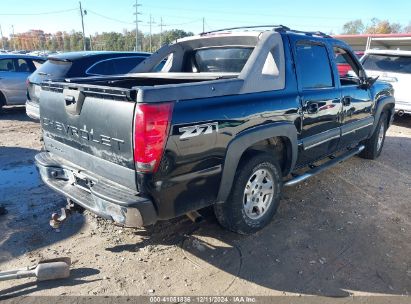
[291,38,343,166]
[331,45,374,149]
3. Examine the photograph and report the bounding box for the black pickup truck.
[35,26,395,234]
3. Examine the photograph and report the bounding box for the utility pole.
[79,1,86,51]
[159,17,164,46]
[149,14,155,52]
[202,17,205,33]
[11,25,15,50]
[0,25,4,50]
[89,35,93,51]
[133,0,142,51]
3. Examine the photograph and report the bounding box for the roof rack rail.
[199,25,332,38]
[287,29,332,38]
[200,25,290,35]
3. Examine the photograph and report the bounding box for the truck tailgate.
[39,82,138,190]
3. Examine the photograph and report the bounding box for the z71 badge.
[179,122,219,140]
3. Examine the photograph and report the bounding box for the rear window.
[190,47,253,73]
[87,56,147,75]
[362,54,411,74]
[31,59,72,81]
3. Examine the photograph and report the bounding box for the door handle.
[342,96,352,106]
[306,102,319,114]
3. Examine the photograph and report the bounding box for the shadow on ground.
[0,106,34,123]
[392,114,411,128]
[0,147,85,267]
[0,267,100,299]
[106,135,411,297]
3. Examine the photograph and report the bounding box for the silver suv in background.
[26,51,151,120]
[361,50,411,116]
[0,54,45,111]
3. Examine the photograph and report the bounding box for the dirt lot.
[1,106,410,298]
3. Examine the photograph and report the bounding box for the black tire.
[359,112,388,160]
[0,91,5,113]
[214,153,283,235]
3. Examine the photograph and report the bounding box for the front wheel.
[359,112,388,160]
[214,153,283,235]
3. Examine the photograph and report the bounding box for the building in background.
[334,33,411,51]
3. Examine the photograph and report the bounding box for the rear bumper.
[26,100,40,120]
[35,152,158,227]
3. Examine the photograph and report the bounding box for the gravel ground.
[0,106,410,298]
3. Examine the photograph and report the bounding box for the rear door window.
[16,59,32,72]
[187,47,253,73]
[295,42,334,89]
[362,54,411,74]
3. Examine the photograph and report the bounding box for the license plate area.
[68,171,94,193]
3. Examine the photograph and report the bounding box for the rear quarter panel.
[148,88,301,219]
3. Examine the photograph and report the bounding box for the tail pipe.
[397,110,405,117]
[186,211,203,223]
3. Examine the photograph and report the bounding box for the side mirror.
[367,76,379,87]
[358,68,378,89]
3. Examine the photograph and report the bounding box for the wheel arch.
[0,90,7,107]
[371,95,395,134]
[216,122,298,203]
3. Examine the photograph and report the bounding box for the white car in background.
[361,50,411,116]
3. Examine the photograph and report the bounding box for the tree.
[342,19,364,34]
[403,22,411,33]
[365,18,403,34]
[161,29,194,45]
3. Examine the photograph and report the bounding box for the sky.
[0,0,410,37]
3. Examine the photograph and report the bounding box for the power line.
[165,19,202,27]
[87,9,134,25]
[142,4,354,21]
[0,8,77,16]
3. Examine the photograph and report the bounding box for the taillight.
[134,102,174,173]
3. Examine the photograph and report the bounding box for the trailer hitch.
[50,199,84,229]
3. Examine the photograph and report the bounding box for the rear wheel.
[359,112,388,159]
[0,91,5,113]
[214,153,282,234]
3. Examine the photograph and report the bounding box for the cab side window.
[295,42,334,89]
[333,47,361,86]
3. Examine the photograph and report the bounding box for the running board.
[284,145,365,187]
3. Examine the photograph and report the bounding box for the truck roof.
[175,25,335,44]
